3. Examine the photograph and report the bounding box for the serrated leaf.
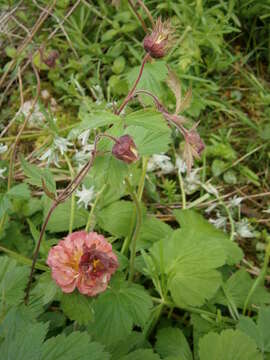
[173,209,243,265]
[110,332,147,360]
[41,331,108,360]
[136,216,173,250]
[97,200,136,237]
[44,198,88,232]
[119,349,160,360]
[20,156,56,193]
[0,306,48,360]
[89,276,153,345]
[155,327,192,360]
[32,272,59,305]
[127,61,168,105]
[214,269,270,309]
[199,329,262,360]
[150,221,226,307]
[237,307,270,354]
[126,125,171,155]
[7,183,31,199]
[125,110,169,132]
[0,194,11,218]
[77,108,119,132]
[0,256,29,308]
[61,291,94,325]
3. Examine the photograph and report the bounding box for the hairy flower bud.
[185,129,205,156]
[44,50,59,68]
[112,135,139,164]
[143,18,173,58]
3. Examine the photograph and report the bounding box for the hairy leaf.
[61,291,94,325]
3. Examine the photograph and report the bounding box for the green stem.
[121,157,148,255]
[85,184,107,232]
[0,246,48,271]
[243,243,270,315]
[178,170,186,209]
[125,178,143,282]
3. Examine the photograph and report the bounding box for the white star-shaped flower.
[0,167,7,179]
[76,185,95,209]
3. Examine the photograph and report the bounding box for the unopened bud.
[185,129,205,156]
[44,50,59,68]
[143,18,173,58]
[112,135,139,164]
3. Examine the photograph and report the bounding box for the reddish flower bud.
[44,50,59,68]
[185,129,205,156]
[143,18,173,58]
[112,135,139,164]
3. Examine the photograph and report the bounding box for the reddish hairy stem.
[128,0,148,33]
[115,53,150,115]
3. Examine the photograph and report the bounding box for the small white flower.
[39,148,60,167]
[0,143,8,154]
[209,212,227,230]
[205,202,218,214]
[229,195,243,208]
[73,144,94,166]
[175,156,187,174]
[54,136,72,155]
[147,154,174,174]
[0,167,6,179]
[236,219,254,238]
[76,185,95,208]
[78,129,90,146]
[19,100,45,126]
[184,169,200,194]
[202,183,219,197]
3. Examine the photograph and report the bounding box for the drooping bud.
[112,135,139,164]
[143,17,173,58]
[185,129,205,156]
[43,50,59,68]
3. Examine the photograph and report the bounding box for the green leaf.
[155,327,193,360]
[110,332,147,360]
[20,156,56,193]
[77,107,119,132]
[0,256,29,308]
[124,110,171,156]
[32,272,59,305]
[119,349,160,360]
[150,215,227,307]
[136,216,173,250]
[44,198,88,232]
[214,269,270,309]
[0,306,48,360]
[97,200,136,237]
[173,209,243,265]
[0,194,11,218]
[7,183,31,199]
[89,276,153,345]
[61,291,94,325]
[199,329,262,360]
[41,331,109,360]
[127,61,168,104]
[237,307,270,354]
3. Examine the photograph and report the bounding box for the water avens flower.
[112,135,139,164]
[47,231,118,296]
[143,17,173,58]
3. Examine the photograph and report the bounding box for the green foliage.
[155,327,192,360]
[88,275,153,346]
[60,291,94,325]
[199,329,262,360]
[237,307,270,355]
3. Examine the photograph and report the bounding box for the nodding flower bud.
[44,50,59,68]
[143,17,173,58]
[185,129,205,156]
[112,135,139,164]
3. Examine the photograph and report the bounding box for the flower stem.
[243,242,270,315]
[85,184,107,232]
[115,53,150,116]
[125,177,143,282]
